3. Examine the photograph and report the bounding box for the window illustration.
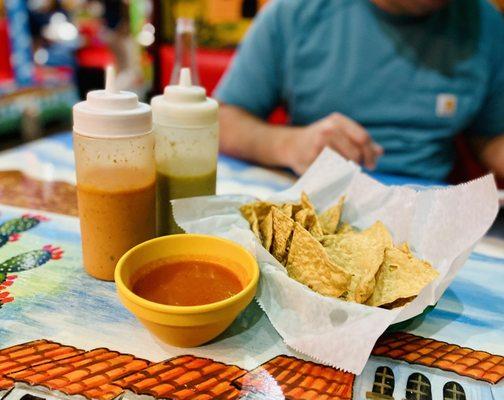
[406,373,432,400]
[366,366,394,399]
[443,382,466,400]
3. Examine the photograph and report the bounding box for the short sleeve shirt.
[215,0,504,180]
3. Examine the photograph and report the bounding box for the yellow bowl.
[115,234,259,347]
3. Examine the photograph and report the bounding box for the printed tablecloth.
[0,132,502,400]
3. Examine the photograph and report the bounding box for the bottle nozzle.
[105,65,118,94]
[179,68,192,87]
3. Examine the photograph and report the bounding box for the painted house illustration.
[0,332,502,400]
[356,332,504,400]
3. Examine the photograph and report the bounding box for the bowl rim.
[115,234,260,315]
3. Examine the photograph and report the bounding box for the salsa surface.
[132,258,243,306]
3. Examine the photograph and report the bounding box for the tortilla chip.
[319,196,345,235]
[294,209,324,237]
[399,242,413,257]
[292,203,304,216]
[362,221,394,249]
[240,202,274,239]
[240,204,261,238]
[366,246,439,307]
[259,210,273,252]
[336,223,354,234]
[300,192,316,211]
[311,219,324,237]
[294,209,311,228]
[286,224,350,297]
[255,202,275,219]
[295,193,323,237]
[322,229,388,303]
[241,202,274,219]
[280,203,293,218]
[271,207,295,264]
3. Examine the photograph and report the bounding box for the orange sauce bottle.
[73,66,155,281]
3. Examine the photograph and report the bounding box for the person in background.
[215,0,504,181]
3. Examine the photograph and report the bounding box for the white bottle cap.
[73,65,152,138]
[151,68,218,128]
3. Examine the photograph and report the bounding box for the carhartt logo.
[436,94,457,117]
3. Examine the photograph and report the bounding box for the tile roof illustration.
[7,347,149,400]
[0,340,83,392]
[113,355,246,400]
[233,355,355,400]
[372,332,504,384]
[1,332,502,400]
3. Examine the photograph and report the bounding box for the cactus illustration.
[0,214,47,235]
[0,232,18,248]
[0,245,63,285]
[0,245,63,308]
[0,214,49,247]
[0,234,9,248]
[0,213,61,309]
[0,245,63,280]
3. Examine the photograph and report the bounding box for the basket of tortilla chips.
[172,149,499,373]
[240,192,439,308]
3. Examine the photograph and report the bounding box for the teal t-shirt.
[215,0,504,180]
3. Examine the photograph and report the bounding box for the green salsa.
[156,170,216,235]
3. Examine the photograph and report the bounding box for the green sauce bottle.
[151,68,219,235]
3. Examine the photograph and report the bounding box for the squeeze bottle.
[151,68,219,235]
[73,66,156,280]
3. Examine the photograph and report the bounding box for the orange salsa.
[132,259,243,306]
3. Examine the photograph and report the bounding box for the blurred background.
[0,0,271,145]
[0,0,503,181]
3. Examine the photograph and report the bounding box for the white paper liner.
[172,149,499,374]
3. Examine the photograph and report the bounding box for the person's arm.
[470,135,504,179]
[219,105,299,169]
[216,1,382,173]
[467,12,504,180]
[220,105,383,174]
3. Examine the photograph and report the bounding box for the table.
[0,132,502,400]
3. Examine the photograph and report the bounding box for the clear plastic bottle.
[73,66,155,281]
[152,68,218,235]
[170,17,200,86]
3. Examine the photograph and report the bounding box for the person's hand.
[476,134,504,180]
[285,113,383,174]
